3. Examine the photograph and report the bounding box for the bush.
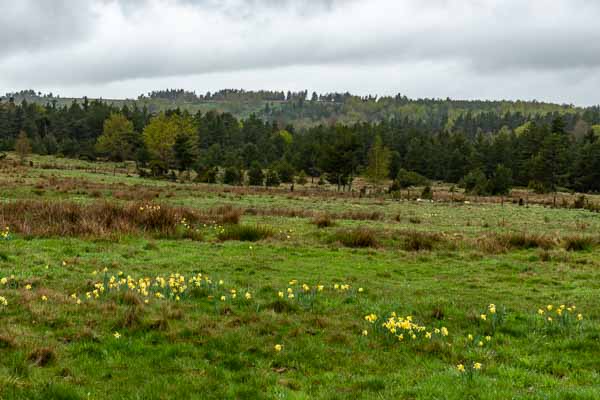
[247,162,264,186]
[217,225,274,242]
[333,228,378,248]
[463,169,489,195]
[265,170,281,187]
[296,170,308,185]
[392,169,429,190]
[421,186,433,200]
[223,167,242,185]
[275,161,295,184]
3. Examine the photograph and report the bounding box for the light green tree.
[143,113,195,170]
[95,113,137,161]
[365,135,391,184]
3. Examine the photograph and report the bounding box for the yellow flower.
[1,277,7,285]
[0,296,7,306]
[274,344,283,352]
[547,317,553,322]
[220,296,226,301]
[317,285,324,292]
[577,314,583,321]
[113,332,121,339]
[278,291,284,298]
[485,336,491,342]
[364,314,378,323]
[488,304,496,314]
[440,327,448,336]
[537,309,544,315]
[457,364,465,373]
[41,295,48,302]
[25,284,32,290]
[547,305,553,311]
[478,341,483,347]
[288,293,294,299]
[425,332,432,339]
[473,362,482,370]
[480,314,487,321]
[362,330,368,336]
[467,334,474,341]
[245,292,252,300]
[358,288,364,293]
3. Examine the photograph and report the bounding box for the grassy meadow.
[0,154,599,399]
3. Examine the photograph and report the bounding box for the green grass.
[0,156,599,399]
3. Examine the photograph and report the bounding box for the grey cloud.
[0,0,97,57]
[1,0,600,104]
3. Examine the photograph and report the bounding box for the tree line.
[1,96,600,194]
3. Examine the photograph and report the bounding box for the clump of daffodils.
[536,303,583,333]
[365,312,448,344]
[0,226,10,241]
[75,270,252,307]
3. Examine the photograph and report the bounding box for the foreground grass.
[1,156,599,399]
[1,235,599,399]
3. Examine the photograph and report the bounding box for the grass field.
[1,155,599,399]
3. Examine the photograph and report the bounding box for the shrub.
[333,228,378,248]
[217,225,273,242]
[421,186,433,200]
[275,161,295,184]
[265,169,281,187]
[223,167,242,185]
[392,169,429,190]
[247,162,264,186]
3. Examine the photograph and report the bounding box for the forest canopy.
[1,90,600,193]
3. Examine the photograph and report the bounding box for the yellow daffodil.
[473,362,482,370]
[113,332,121,339]
[480,314,487,321]
[457,364,465,373]
[362,330,368,336]
[274,344,283,352]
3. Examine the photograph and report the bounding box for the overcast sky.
[2,0,600,105]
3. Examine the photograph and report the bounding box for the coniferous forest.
[2,90,600,194]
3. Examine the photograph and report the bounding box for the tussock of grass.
[311,214,335,228]
[333,228,379,248]
[562,235,595,252]
[400,230,445,252]
[217,224,274,242]
[208,205,243,225]
[497,232,555,250]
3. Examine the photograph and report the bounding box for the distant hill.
[3,89,591,130]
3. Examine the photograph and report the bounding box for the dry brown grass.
[0,200,204,238]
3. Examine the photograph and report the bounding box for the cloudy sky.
[2,0,600,105]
